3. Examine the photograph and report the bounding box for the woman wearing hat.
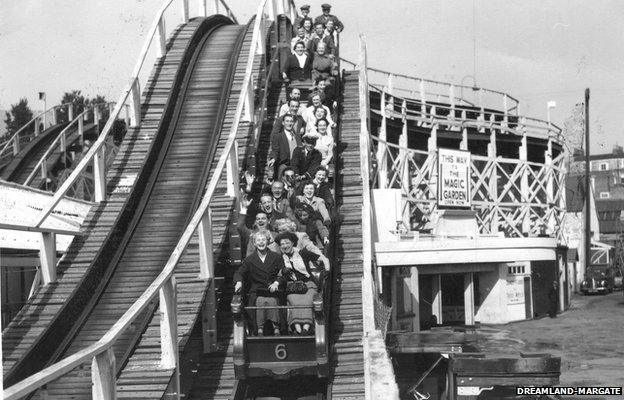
[276,231,329,334]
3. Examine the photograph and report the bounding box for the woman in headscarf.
[276,231,329,334]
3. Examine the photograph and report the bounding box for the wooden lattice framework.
[368,84,567,241]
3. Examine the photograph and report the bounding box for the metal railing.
[341,57,520,116]
[0,103,72,161]
[2,0,296,398]
[23,102,116,189]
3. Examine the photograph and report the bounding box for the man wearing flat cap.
[314,3,344,33]
[294,4,313,31]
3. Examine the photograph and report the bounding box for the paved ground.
[479,291,624,399]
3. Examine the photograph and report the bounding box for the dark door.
[524,276,532,319]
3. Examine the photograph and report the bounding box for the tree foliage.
[3,98,34,139]
[56,90,88,124]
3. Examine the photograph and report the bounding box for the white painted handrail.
[23,102,115,187]
[2,0,298,398]
[341,57,520,116]
[367,84,563,145]
[0,103,72,159]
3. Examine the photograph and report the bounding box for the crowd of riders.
[234,3,343,337]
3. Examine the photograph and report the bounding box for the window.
[600,192,610,199]
[600,162,609,171]
[508,265,525,275]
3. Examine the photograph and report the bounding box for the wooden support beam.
[34,117,40,137]
[159,277,179,369]
[460,110,468,150]
[226,141,240,198]
[91,348,117,400]
[408,267,420,332]
[488,118,498,234]
[78,115,84,146]
[12,134,20,155]
[202,280,218,353]
[157,18,167,58]
[181,0,190,23]
[276,0,285,15]
[198,209,214,280]
[256,21,266,55]
[124,104,131,130]
[242,74,255,121]
[464,272,475,326]
[268,0,277,21]
[129,78,141,128]
[519,123,530,234]
[390,269,398,330]
[39,232,57,285]
[377,89,388,188]
[432,274,442,325]
[545,138,554,233]
[93,146,107,202]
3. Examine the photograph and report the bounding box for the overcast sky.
[1,0,622,151]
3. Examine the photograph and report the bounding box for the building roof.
[573,152,624,162]
[595,199,624,212]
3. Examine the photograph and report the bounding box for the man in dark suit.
[291,135,322,180]
[234,231,285,336]
[272,100,306,138]
[314,3,344,32]
[268,114,302,179]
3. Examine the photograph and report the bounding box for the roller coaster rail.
[22,102,116,188]
[1,0,301,399]
[29,0,237,228]
[0,103,72,161]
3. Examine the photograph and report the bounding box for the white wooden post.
[460,110,468,150]
[276,0,285,15]
[545,138,554,233]
[181,0,190,23]
[198,0,207,16]
[257,23,266,55]
[34,117,41,136]
[488,114,498,234]
[160,277,179,368]
[12,134,20,155]
[226,142,240,197]
[399,100,409,221]
[78,114,85,147]
[503,94,509,128]
[519,121,530,234]
[28,268,42,300]
[431,274,442,325]
[464,272,475,325]
[198,209,214,280]
[288,0,297,23]
[242,74,255,122]
[40,159,48,180]
[449,84,456,118]
[377,89,388,188]
[386,74,394,109]
[124,104,131,129]
[93,146,107,202]
[60,131,67,161]
[157,18,167,58]
[130,78,141,128]
[91,348,117,400]
[51,107,58,125]
[68,104,74,121]
[39,232,57,285]
[211,0,218,15]
[268,0,277,21]
[406,267,419,332]
[428,109,437,151]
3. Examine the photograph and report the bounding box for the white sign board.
[437,148,471,208]
[506,278,525,305]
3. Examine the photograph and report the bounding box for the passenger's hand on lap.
[234,281,242,293]
[269,281,280,293]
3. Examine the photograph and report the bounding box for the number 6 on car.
[274,343,288,360]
